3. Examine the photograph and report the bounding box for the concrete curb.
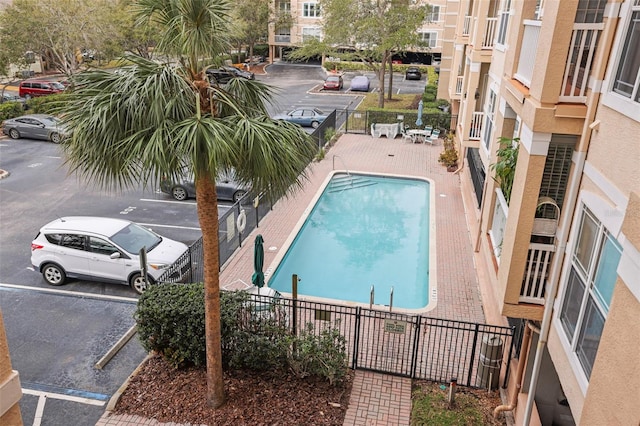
[105,352,154,412]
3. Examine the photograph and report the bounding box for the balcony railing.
[559,23,603,103]
[489,188,508,264]
[482,17,498,49]
[455,76,464,95]
[514,20,541,87]
[519,243,555,305]
[274,35,291,43]
[469,111,484,140]
[462,15,471,36]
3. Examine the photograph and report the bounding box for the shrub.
[287,322,348,385]
[490,137,519,204]
[26,94,68,114]
[136,283,207,367]
[136,284,349,384]
[438,132,459,168]
[0,102,24,121]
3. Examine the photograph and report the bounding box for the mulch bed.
[113,354,353,425]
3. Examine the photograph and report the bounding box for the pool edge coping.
[264,170,438,315]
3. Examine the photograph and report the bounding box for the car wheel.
[42,263,66,286]
[9,129,20,139]
[311,121,319,129]
[233,190,247,203]
[171,186,188,201]
[50,132,61,144]
[130,273,152,295]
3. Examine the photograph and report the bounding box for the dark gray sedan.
[2,114,67,143]
[160,171,249,202]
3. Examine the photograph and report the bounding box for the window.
[60,234,86,251]
[559,207,622,379]
[427,5,440,22]
[482,90,497,150]
[496,0,512,45]
[302,26,322,41]
[89,237,119,256]
[612,6,640,102]
[302,2,320,18]
[419,32,438,48]
[279,1,290,12]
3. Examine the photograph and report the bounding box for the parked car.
[206,68,235,84]
[273,107,328,128]
[18,78,65,99]
[160,170,250,202]
[30,216,189,294]
[323,75,343,90]
[221,66,255,80]
[405,67,422,80]
[0,92,27,109]
[350,76,370,92]
[2,114,68,143]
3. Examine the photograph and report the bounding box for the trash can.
[477,335,503,390]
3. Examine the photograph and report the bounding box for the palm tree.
[57,0,316,409]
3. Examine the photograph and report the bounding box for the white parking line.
[0,283,138,303]
[23,388,106,406]
[140,198,197,205]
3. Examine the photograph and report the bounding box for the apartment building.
[267,0,448,63]
[440,0,640,424]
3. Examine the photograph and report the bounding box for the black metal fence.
[467,148,486,209]
[336,109,457,135]
[244,292,515,389]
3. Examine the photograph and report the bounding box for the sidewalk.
[96,132,490,425]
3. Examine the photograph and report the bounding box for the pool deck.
[96,133,505,426]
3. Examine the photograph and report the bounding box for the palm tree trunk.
[195,175,226,409]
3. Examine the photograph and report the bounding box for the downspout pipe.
[521,149,587,424]
[494,320,535,417]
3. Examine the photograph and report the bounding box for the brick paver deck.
[96,133,490,426]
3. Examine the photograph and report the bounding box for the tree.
[56,0,316,409]
[232,0,270,64]
[290,0,429,107]
[0,0,120,76]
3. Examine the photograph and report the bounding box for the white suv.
[31,216,189,294]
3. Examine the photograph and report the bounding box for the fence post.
[467,323,480,386]
[352,306,361,369]
[292,274,298,336]
[410,315,422,378]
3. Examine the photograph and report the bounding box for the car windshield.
[313,108,325,115]
[110,223,162,255]
[50,82,65,90]
[327,76,339,82]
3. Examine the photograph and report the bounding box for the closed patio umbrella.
[415,100,424,127]
[251,234,265,288]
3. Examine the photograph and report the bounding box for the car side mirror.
[110,252,121,259]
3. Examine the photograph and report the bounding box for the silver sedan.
[2,114,67,143]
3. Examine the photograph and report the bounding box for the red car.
[323,75,343,90]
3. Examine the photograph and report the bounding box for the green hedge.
[0,102,25,121]
[136,283,349,384]
[324,60,433,74]
[26,94,69,114]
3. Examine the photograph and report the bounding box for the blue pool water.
[268,173,433,310]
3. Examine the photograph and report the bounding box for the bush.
[438,132,459,168]
[0,102,25,121]
[26,94,68,114]
[287,322,348,385]
[136,283,207,367]
[136,284,348,384]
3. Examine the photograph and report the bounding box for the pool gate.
[242,293,516,389]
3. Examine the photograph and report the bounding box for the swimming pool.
[266,171,437,311]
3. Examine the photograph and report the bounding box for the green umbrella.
[251,234,265,287]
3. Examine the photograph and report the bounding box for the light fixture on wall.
[474,90,480,100]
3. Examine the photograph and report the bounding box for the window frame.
[418,31,438,48]
[302,2,320,18]
[601,0,640,121]
[557,205,622,385]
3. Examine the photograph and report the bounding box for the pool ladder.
[369,285,394,312]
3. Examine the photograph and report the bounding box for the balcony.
[514,20,541,87]
[469,111,483,140]
[462,15,471,37]
[455,76,464,95]
[475,17,498,49]
[559,23,603,103]
[519,243,555,305]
